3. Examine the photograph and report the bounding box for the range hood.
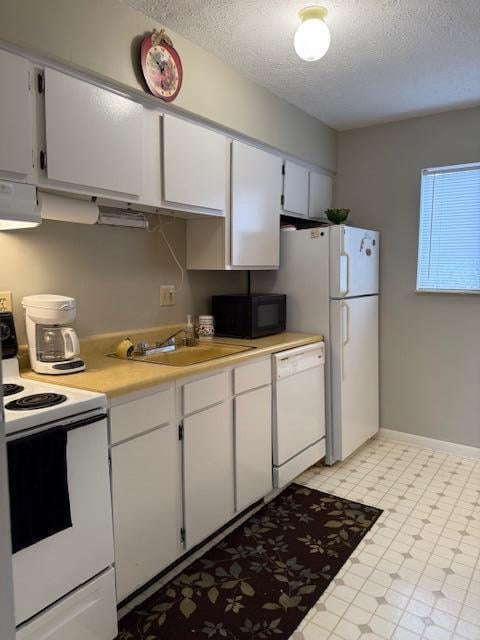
[0,180,41,230]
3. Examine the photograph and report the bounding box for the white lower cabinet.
[110,357,274,599]
[111,423,182,602]
[235,385,273,511]
[183,401,234,549]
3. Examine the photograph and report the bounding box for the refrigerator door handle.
[340,252,350,296]
[341,301,350,380]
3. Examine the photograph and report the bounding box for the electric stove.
[2,356,105,435]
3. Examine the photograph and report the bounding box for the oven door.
[8,412,114,626]
[252,295,286,337]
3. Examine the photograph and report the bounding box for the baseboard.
[378,428,480,460]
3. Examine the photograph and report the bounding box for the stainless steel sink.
[109,342,254,367]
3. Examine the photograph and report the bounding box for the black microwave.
[212,294,286,339]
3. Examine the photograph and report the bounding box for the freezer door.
[330,296,379,461]
[330,225,379,298]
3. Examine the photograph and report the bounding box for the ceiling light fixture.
[294,6,331,62]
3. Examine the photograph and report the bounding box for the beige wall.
[336,106,480,448]
[0,0,336,171]
[0,217,245,344]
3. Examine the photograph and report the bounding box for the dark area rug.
[117,483,382,640]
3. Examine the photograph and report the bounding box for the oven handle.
[7,412,107,443]
[59,412,108,433]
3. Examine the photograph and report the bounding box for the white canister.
[198,315,215,337]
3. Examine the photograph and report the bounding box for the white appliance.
[2,339,117,638]
[22,294,85,375]
[272,342,325,487]
[256,225,379,464]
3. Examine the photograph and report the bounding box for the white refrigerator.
[254,224,379,464]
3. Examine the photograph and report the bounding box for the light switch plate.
[160,285,176,306]
[0,291,12,312]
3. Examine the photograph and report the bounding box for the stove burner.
[3,383,25,397]
[5,393,67,411]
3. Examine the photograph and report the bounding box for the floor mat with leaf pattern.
[117,483,382,640]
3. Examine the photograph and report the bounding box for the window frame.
[416,161,480,295]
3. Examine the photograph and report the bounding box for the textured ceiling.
[123,0,480,130]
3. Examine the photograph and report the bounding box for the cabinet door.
[183,401,234,548]
[111,424,181,602]
[235,385,273,511]
[0,50,33,177]
[162,114,226,214]
[308,171,332,220]
[283,161,309,217]
[44,68,142,195]
[231,141,282,267]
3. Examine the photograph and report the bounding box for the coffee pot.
[22,295,85,375]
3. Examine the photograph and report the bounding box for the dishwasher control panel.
[273,342,324,380]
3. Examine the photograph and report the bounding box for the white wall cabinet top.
[42,68,142,196]
[0,49,34,179]
[162,114,226,215]
[309,171,333,220]
[231,140,282,268]
[282,161,309,217]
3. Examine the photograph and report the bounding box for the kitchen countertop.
[20,325,323,400]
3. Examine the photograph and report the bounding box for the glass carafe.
[36,325,80,362]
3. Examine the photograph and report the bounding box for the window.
[417,162,480,293]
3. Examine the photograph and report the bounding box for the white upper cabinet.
[231,141,282,268]
[309,171,333,220]
[162,114,226,214]
[282,161,309,217]
[43,68,142,196]
[0,49,34,178]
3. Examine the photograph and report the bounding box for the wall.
[0,0,336,172]
[336,106,480,448]
[0,217,246,344]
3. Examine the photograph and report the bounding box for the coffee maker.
[22,294,85,374]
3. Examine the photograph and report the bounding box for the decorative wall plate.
[140,29,183,102]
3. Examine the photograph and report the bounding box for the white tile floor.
[118,435,480,640]
[292,436,480,640]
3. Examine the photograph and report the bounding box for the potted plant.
[325,208,350,225]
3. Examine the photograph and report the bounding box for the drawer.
[16,568,117,640]
[110,385,175,445]
[234,357,271,395]
[183,371,227,415]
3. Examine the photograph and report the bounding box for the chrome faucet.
[134,326,196,356]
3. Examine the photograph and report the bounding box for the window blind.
[417,163,480,292]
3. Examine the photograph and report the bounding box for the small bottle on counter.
[185,314,196,346]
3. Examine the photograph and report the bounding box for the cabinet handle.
[37,73,44,94]
[39,151,46,171]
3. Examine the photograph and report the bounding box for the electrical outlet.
[0,291,12,312]
[160,285,176,306]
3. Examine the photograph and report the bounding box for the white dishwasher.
[272,342,326,488]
